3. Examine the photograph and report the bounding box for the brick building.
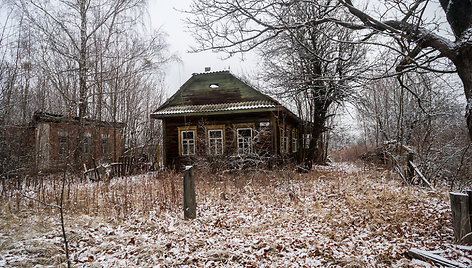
[31,112,124,171]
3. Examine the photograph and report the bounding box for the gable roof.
[151,71,298,120]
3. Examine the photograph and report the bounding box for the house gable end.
[154,71,276,113]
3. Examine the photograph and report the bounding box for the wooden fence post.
[183,166,196,219]
[406,152,415,182]
[450,192,472,244]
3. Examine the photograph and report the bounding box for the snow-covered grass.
[0,164,466,267]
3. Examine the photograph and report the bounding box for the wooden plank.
[394,166,409,185]
[450,192,472,244]
[409,161,433,189]
[402,144,415,154]
[406,248,466,267]
[407,152,415,182]
[183,166,196,219]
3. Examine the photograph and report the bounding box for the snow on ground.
[0,163,470,267]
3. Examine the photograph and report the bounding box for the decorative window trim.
[205,125,225,155]
[178,126,197,156]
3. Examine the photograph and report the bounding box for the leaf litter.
[0,163,470,267]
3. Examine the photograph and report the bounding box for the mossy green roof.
[151,71,299,121]
[159,71,275,105]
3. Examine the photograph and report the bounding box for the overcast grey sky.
[148,0,259,97]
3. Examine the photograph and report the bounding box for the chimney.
[204,67,211,72]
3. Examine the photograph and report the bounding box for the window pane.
[238,129,251,138]
[189,144,195,155]
[183,131,193,139]
[183,142,188,155]
[209,130,222,138]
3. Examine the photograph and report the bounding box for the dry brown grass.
[0,165,456,267]
[1,171,183,218]
[331,145,370,163]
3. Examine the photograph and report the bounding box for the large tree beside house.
[187,0,472,140]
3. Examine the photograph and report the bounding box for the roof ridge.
[151,100,278,116]
[191,70,230,76]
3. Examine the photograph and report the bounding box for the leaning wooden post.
[450,192,472,244]
[183,166,196,219]
[406,152,415,182]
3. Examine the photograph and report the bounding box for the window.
[208,129,223,155]
[280,128,289,154]
[292,129,298,153]
[303,133,312,149]
[101,134,110,156]
[181,130,195,156]
[83,133,92,156]
[237,128,253,154]
[178,126,197,156]
[58,131,68,157]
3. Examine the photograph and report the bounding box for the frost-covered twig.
[18,191,61,209]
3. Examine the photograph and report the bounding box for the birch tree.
[18,0,147,164]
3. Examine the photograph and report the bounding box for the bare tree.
[357,69,470,186]
[17,0,147,165]
[187,0,367,165]
[337,0,472,139]
[0,1,173,176]
[257,4,366,164]
[187,0,472,141]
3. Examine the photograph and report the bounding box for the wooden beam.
[394,166,409,185]
[406,248,466,267]
[409,161,433,189]
[407,153,415,182]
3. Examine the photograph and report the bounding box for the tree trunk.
[75,0,87,167]
[455,53,472,140]
[305,101,329,168]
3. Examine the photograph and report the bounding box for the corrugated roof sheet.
[151,100,276,116]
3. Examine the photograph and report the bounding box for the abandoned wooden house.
[30,112,124,172]
[151,71,309,169]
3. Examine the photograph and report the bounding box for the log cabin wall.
[163,111,301,169]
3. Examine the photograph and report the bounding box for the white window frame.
[181,130,196,156]
[208,129,223,155]
[280,128,289,154]
[292,130,298,153]
[237,128,253,155]
[303,133,312,149]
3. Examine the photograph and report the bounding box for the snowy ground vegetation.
[0,164,469,267]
